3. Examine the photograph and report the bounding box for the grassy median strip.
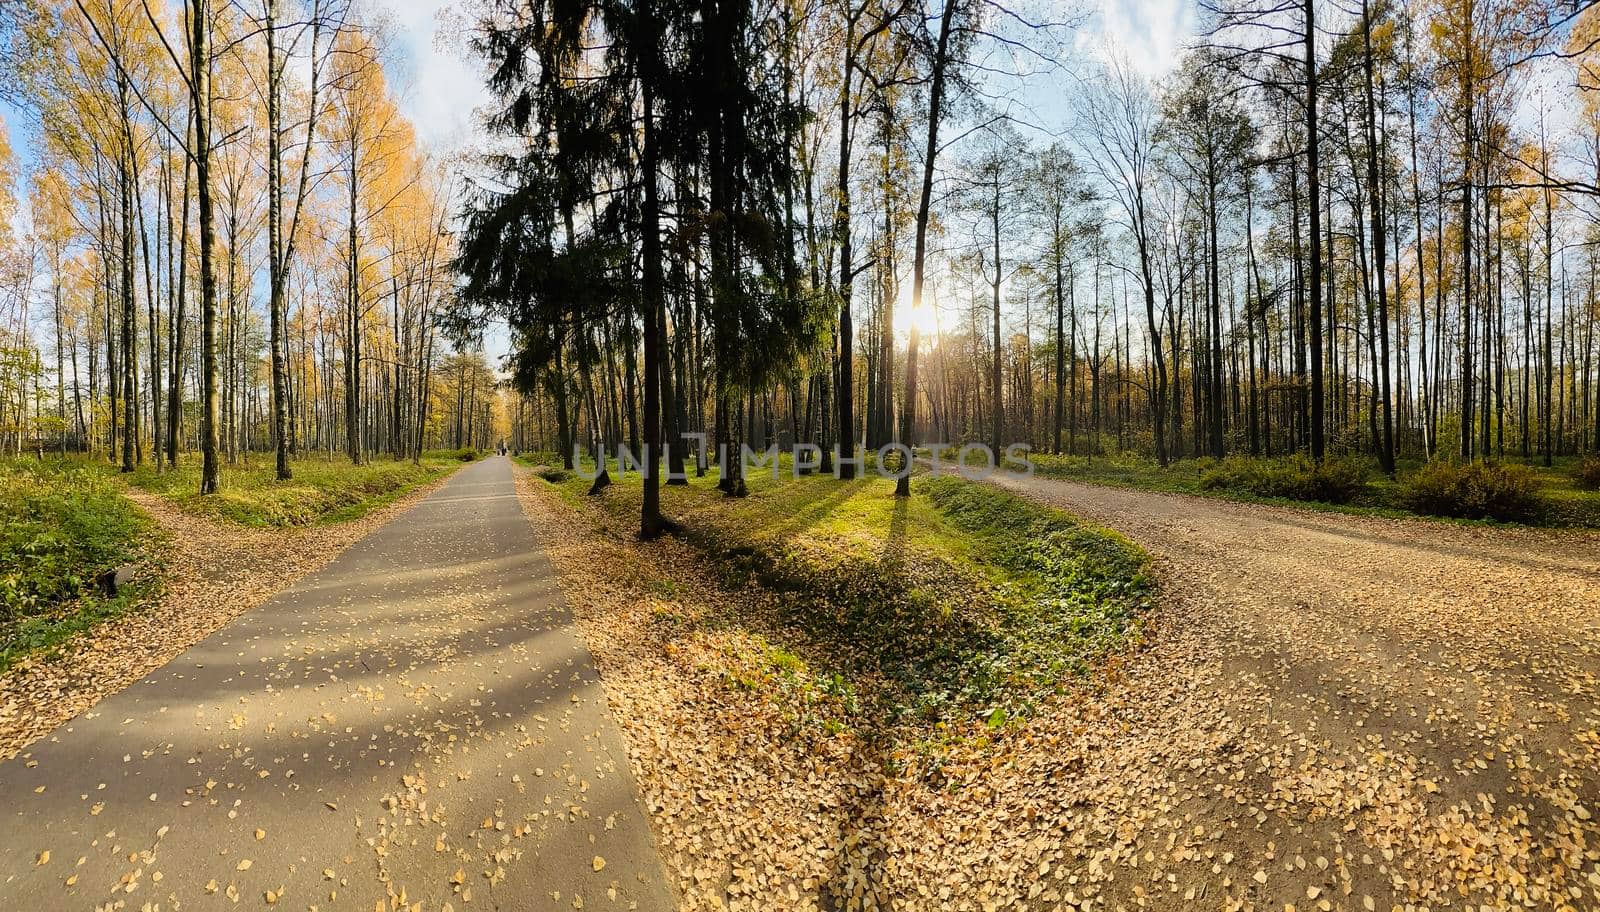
[523,455,1152,729]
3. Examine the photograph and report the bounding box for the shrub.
[1573,457,1600,492]
[1199,455,1368,504]
[454,446,480,462]
[0,462,150,621]
[1400,461,1542,522]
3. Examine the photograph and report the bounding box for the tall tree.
[1079,55,1171,466]
[897,0,965,495]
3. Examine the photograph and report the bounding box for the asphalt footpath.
[0,455,675,911]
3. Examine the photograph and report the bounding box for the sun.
[899,294,940,341]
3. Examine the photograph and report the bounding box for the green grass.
[1530,467,1600,527]
[514,449,563,467]
[129,453,469,527]
[529,455,1153,728]
[0,459,160,672]
[1027,451,1600,528]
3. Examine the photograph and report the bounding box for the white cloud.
[368,0,490,153]
[1087,0,1196,78]
[363,2,512,364]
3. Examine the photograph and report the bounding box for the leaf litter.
[517,463,1600,911]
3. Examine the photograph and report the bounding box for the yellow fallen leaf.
[36,851,49,865]
[592,855,606,872]
[236,859,253,871]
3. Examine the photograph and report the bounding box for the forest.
[2,1,1600,909]
[451,0,1600,536]
[0,0,1596,533]
[0,0,498,493]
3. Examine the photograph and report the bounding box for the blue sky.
[368,0,491,153]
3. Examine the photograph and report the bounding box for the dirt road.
[940,472,1600,911]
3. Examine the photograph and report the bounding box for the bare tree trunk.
[168,114,190,467]
[1360,0,1394,474]
[990,173,1003,459]
[1306,0,1326,462]
[194,0,221,494]
[638,34,666,537]
[118,80,137,474]
[344,135,363,465]
[835,13,858,479]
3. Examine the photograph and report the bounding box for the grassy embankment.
[126,447,477,527]
[0,460,156,671]
[1026,451,1600,527]
[521,453,1152,737]
[0,447,477,671]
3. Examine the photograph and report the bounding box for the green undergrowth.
[532,456,1153,737]
[1575,457,1600,491]
[1028,451,1600,527]
[0,459,162,672]
[515,449,563,466]
[131,453,467,527]
[717,634,862,737]
[1398,460,1541,522]
[513,452,578,486]
[1198,455,1369,504]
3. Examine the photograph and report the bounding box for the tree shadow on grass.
[881,492,909,575]
[579,480,978,908]
[755,477,879,547]
[810,493,914,910]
